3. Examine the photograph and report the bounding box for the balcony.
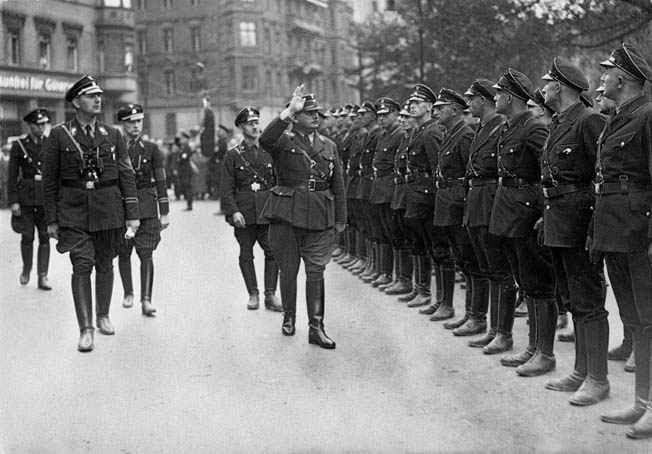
[288,14,324,36]
[97,73,138,94]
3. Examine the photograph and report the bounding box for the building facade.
[134,0,358,141]
[0,0,137,140]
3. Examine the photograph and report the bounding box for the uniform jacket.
[356,125,381,200]
[541,102,605,247]
[592,95,652,252]
[404,119,444,212]
[126,137,169,220]
[464,113,504,227]
[8,134,46,206]
[259,117,346,230]
[370,123,403,205]
[345,131,366,199]
[489,110,548,238]
[391,129,412,211]
[434,118,474,226]
[42,118,139,232]
[220,140,275,225]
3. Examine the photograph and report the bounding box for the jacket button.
[546,205,550,210]
[525,202,530,206]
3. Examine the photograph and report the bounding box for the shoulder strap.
[16,138,42,174]
[61,123,86,163]
[236,148,272,187]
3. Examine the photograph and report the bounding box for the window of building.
[263,26,270,53]
[8,30,21,65]
[137,30,147,54]
[239,22,256,47]
[66,36,78,71]
[191,0,199,5]
[135,0,147,9]
[163,28,174,52]
[38,33,51,69]
[104,0,132,6]
[190,26,201,52]
[242,65,257,91]
[124,44,134,72]
[165,71,176,95]
[165,112,177,137]
[163,0,173,9]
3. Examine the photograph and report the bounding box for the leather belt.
[468,177,498,188]
[394,175,406,185]
[373,169,394,178]
[22,176,42,181]
[404,171,431,183]
[498,177,538,188]
[436,177,465,189]
[61,179,117,190]
[278,178,330,191]
[542,182,592,199]
[136,182,156,189]
[236,183,269,193]
[593,180,651,195]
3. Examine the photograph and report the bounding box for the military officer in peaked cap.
[259,86,346,349]
[463,79,517,353]
[116,104,170,317]
[591,44,652,439]
[432,88,486,335]
[537,57,610,405]
[399,84,453,315]
[8,108,53,290]
[370,97,407,292]
[42,75,140,352]
[220,106,282,312]
[489,69,556,377]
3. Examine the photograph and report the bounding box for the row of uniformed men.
[316,43,652,440]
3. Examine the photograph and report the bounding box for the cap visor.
[407,95,423,102]
[463,89,474,96]
[376,109,390,115]
[541,73,554,81]
[35,118,49,124]
[491,83,501,89]
[600,59,616,67]
[433,100,450,107]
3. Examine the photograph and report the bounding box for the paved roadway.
[0,198,650,454]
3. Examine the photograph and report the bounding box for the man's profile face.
[123,118,143,138]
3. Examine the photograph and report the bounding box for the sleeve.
[424,126,443,173]
[7,142,21,205]
[259,116,292,159]
[526,123,549,160]
[151,143,169,216]
[114,130,140,221]
[459,130,474,167]
[645,113,652,240]
[42,131,61,225]
[330,144,347,224]
[219,150,239,217]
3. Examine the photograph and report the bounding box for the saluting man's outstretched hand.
[281,85,305,120]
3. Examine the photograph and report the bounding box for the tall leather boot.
[516,298,557,376]
[280,271,297,336]
[95,270,115,335]
[420,263,444,315]
[445,274,471,329]
[140,258,157,316]
[306,279,336,349]
[484,284,516,354]
[501,296,536,366]
[263,258,282,312]
[626,351,636,373]
[398,254,419,302]
[430,266,455,321]
[240,259,259,310]
[20,242,33,285]
[454,277,489,336]
[386,249,412,295]
[379,247,399,291]
[72,274,94,352]
[362,241,380,282]
[407,254,431,307]
[337,230,356,265]
[470,282,499,348]
[372,244,392,287]
[603,327,649,425]
[118,256,134,308]
[348,233,367,273]
[546,322,586,392]
[609,325,633,360]
[569,319,610,406]
[37,243,52,290]
[626,332,652,439]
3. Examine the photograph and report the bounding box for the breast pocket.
[499,143,520,171]
[551,142,580,171]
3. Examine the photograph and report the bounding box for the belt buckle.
[308,178,316,191]
[593,181,602,195]
[34,174,42,181]
[85,181,95,190]
[251,182,260,192]
[498,177,503,186]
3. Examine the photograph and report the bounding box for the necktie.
[86,125,94,139]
